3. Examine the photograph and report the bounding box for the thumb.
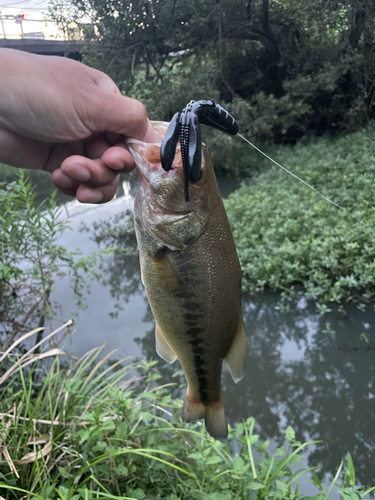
[90,91,154,142]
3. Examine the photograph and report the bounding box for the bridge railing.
[0,15,85,41]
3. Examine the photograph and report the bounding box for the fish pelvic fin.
[139,255,145,286]
[224,317,247,383]
[155,322,177,363]
[182,389,228,439]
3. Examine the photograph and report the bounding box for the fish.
[127,121,247,439]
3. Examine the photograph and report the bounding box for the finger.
[51,169,81,197]
[102,146,137,172]
[84,132,114,159]
[43,141,86,174]
[75,175,120,204]
[60,155,118,188]
[88,91,154,142]
[84,135,137,172]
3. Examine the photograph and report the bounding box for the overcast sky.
[0,0,50,17]
[0,0,61,38]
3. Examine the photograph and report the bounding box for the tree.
[49,0,375,144]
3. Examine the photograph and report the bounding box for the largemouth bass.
[128,121,247,439]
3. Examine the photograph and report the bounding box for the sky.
[0,0,61,39]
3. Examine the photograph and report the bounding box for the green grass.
[225,122,375,309]
[1,324,374,499]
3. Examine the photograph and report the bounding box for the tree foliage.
[50,0,375,143]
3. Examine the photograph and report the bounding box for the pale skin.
[0,48,154,203]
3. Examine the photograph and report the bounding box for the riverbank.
[0,325,372,500]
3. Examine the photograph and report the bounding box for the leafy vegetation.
[0,174,99,352]
[0,163,70,206]
[1,326,373,500]
[225,122,375,309]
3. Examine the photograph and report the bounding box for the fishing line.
[236,132,365,226]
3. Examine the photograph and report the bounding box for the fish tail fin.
[205,396,228,439]
[182,388,205,422]
[182,389,228,439]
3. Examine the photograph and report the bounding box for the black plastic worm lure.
[160,100,239,202]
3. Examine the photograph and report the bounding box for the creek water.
[46,176,375,495]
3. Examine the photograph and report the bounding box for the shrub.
[0,173,99,351]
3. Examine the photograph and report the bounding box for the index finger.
[89,94,154,142]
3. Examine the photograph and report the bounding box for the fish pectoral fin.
[151,250,181,295]
[224,317,247,383]
[147,212,208,251]
[155,322,177,363]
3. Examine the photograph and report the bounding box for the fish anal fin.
[225,317,247,383]
[182,389,228,439]
[205,396,228,439]
[151,250,181,295]
[155,322,177,363]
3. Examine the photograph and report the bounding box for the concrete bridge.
[0,38,87,58]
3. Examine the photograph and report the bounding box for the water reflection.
[84,210,144,318]
[53,192,375,488]
[133,294,375,485]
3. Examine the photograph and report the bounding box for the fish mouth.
[127,121,183,182]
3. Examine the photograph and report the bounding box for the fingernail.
[110,158,126,170]
[54,173,73,189]
[79,190,104,204]
[67,165,91,182]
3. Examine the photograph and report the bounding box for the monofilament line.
[237,133,364,225]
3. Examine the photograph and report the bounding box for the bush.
[0,173,99,351]
[225,122,375,308]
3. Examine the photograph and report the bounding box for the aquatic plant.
[0,324,373,499]
[225,123,375,310]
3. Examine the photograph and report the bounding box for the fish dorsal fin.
[151,250,181,295]
[155,322,177,363]
[224,317,247,383]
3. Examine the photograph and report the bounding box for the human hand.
[0,49,154,203]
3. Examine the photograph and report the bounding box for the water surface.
[48,179,375,492]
